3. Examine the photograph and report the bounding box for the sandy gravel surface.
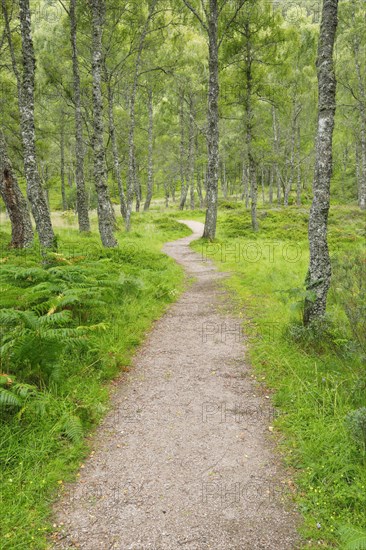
[52,220,299,549]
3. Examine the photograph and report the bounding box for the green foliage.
[330,252,366,353]
[345,408,366,452]
[286,315,344,354]
[2,0,362,213]
[339,525,366,550]
[0,214,187,549]
[191,205,366,548]
[218,199,243,210]
[53,413,84,444]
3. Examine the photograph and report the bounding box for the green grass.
[1,204,365,548]
[0,213,190,549]
[191,204,366,549]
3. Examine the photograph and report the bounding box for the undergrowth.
[0,213,190,549]
[191,205,366,549]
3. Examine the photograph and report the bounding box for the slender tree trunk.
[203,168,208,207]
[240,162,250,208]
[249,157,257,229]
[243,21,257,230]
[182,0,245,230]
[0,129,34,248]
[179,185,188,210]
[107,80,127,219]
[196,171,204,208]
[240,162,244,200]
[284,102,300,206]
[272,105,282,205]
[356,140,362,202]
[187,94,195,210]
[245,167,249,208]
[296,125,302,206]
[128,97,137,220]
[90,0,117,247]
[170,180,176,202]
[134,156,141,212]
[144,88,154,211]
[60,112,67,211]
[164,181,169,208]
[339,147,346,199]
[126,0,157,229]
[203,0,219,239]
[357,112,366,210]
[221,159,228,198]
[269,164,274,205]
[277,172,282,204]
[304,0,338,325]
[179,89,188,210]
[261,167,265,204]
[68,166,73,187]
[17,0,55,249]
[190,181,195,209]
[69,0,90,232]
[350,0,366,209]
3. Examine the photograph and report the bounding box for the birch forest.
[0,1,365,549]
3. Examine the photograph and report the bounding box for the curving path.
[53,221,299,550]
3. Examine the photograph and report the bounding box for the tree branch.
[181,0,208,32]
[200,0,208,18]
[218,0,247,49]
[57,0,69,16]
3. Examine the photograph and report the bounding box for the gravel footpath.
[52,220,299,549]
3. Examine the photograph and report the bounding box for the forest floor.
[52,220,299,549]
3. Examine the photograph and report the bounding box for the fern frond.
[0,388,22,408]
[339,525,366,550]
[53,413,83,443]
[14,268,51,284]
[38,310,73,326]
[42,327,88,340]
[12,383,38,399]
[85,323,108,332]
[0,309,37,329]
[48,363,64,385]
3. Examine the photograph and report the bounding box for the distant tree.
[69,0,91,231]
[144,88,154,211]
[126,0,158,230]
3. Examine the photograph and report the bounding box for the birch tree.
[69,0,91,231]
[106,72,127,219]
[242,18,257,229]
[0,129,34,248]
[225,0,283,227]
[303,0,339,325]
[60,111,67,211]
[351,0,366,209]
[90,0,117,247]
[187,93,196,210]
[179,88,188,210]
[182,0,246,239]
[272,105,282,205]
[126,0,158,230]
[144,88,154,211]
[2,0,56,248]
